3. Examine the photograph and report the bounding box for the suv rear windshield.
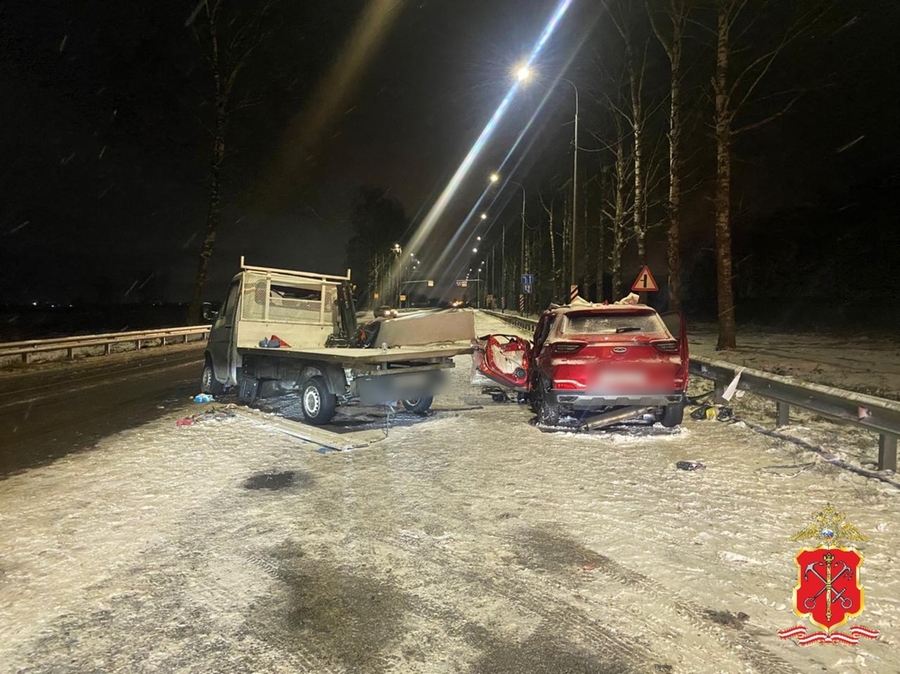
[562,311,666,335]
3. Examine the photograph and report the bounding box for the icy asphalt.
[0,312,897,673]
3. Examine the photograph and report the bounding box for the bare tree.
[648,0,694,311]
[185,0,276,324]
[709,0,831,349]
[540,193,560,302]
[596,110,633,299]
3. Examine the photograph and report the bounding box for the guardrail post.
[879,434,898,472]
[776,401,790,427]
[67,347,73,360]
[714,381,726,404]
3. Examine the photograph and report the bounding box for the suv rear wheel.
[660,400,685,428]
[537,378,560,426]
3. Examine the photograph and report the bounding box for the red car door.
[474,334,532,391]
[660,311,690,390]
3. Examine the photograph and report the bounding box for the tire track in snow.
[377,518,801,674]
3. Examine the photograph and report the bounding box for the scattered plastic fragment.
[676,460,706,471]
[176,417,194,427]
[194,393,214,403]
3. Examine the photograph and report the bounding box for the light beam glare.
[392,0,575,291]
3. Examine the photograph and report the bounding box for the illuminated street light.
[472,247,478,253]
[516,65,531,82]
[489,173,499,184]
[481,213,488,220]
[476,236,481,241]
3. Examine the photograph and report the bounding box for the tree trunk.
[714,3,737,349]
[666,10,685,312]
[563,194,572,300]
[610,122,627,300]
[630,55,646,264]
[543,197,558,303]
[594,175,606,302]
[188,19,225,325]
[582,180,590,299]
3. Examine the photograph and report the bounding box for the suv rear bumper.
[549,391,684,408]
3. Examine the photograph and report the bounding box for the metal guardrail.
[482,310,899,471]
[0,325,210,364]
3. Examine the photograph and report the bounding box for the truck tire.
[301,376,337,425]
[660,400,685,428]
[201,358,225,395]
[401,397,433,414]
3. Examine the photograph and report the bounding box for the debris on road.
[193,393,214,403]
[176,405,237,427]
[675,460,706,471]
[690,403,733,421]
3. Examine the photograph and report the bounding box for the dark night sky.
[2,0,898,306]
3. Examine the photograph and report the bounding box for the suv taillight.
[652,340,679,354]
[552,342,585,355]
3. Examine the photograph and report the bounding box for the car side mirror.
[201,302,219,322]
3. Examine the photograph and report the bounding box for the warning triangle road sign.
[631,265,659,292]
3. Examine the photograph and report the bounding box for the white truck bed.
[237,343,473,365]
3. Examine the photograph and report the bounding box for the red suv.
[476,303,688,427]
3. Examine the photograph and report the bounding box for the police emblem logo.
[778,504,880,645]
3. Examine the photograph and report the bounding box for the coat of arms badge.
[778,504,880,645]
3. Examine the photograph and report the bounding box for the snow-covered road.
[1,312,897,673]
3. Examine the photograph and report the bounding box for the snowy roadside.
[0,312,897,673]
[688,323,900,402]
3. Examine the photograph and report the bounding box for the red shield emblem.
[793,547,864,630]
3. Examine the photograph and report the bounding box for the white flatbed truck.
[200,258,474,425]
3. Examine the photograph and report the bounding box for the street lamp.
[516,65,531,82]
[480,213,487,220]
[563,78,580,293]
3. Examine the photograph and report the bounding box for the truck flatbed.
[237,343,473,365]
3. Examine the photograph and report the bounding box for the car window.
[534,314,555,352]
[562,312,666,335]
[215,281,241,328]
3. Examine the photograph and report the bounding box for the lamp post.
[559,77,580,293]
[390,243,402,306]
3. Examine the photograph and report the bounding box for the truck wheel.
[301,377,337,425]
[660,400,685,428]
[401,397,433,414]
[201,358,225,395]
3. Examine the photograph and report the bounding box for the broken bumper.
[549,391,684,409]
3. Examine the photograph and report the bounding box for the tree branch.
[733,92,802,135]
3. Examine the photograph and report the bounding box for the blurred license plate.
[596,370,646,387]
